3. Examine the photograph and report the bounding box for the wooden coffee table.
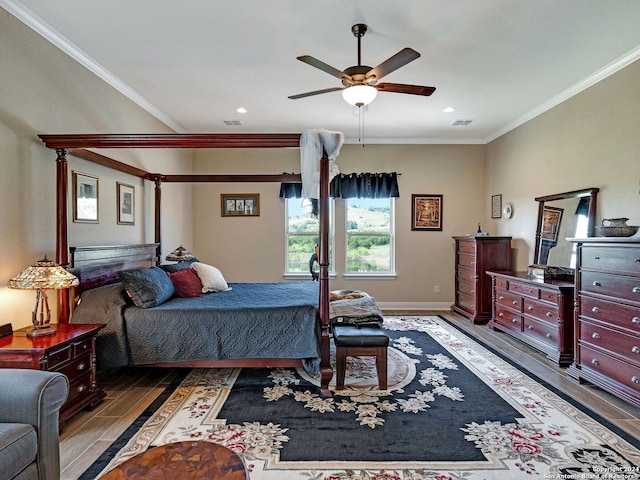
[101,441,249,479]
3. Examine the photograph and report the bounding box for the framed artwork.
[73,171,99,223]
[411,194,443,231]
[541,206,563,242]
[117,182,135,225]
[491,194,502,219]
[221,193,260,217]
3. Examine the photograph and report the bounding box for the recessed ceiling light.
[236,107,247,114]
[443,106,456,113]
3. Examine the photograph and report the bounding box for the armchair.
[0,369,69,480]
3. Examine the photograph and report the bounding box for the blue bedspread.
[71,282,321,373]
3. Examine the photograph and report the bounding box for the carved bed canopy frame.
[38,133,333,393]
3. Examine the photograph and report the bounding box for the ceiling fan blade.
[288,86,344,100]
[367,48,420,82]
[376,83,436,96]
[297,55,348,81]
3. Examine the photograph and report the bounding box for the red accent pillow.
[167,268,203,297]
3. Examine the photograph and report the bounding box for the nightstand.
[0,323,106,427]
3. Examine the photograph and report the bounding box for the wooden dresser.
[568,238,640,407]
[452,236,512,324]
[488,271,574,366]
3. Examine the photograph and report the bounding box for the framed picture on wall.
[221,193,260,216]
[411,194,443,231]
[117,182,135,225]
[73,171,99,223]
[491,194,502,218]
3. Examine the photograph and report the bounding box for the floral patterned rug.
[86,316,640,479]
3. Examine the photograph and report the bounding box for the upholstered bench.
[332,325,389,390]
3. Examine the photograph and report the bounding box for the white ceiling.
[5,0,640,144]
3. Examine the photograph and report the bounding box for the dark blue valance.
[280,172,400,199]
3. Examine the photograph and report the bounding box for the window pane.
[347,236,391,272]
[288,199,319,234]
[287,235,318,272]
[346,199,391,234]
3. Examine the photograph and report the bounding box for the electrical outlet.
[434,285,440,294]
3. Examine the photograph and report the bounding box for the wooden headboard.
[69,243,158,303]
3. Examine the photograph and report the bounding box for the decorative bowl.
[596,225,639,237]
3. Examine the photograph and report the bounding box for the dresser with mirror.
[488,188,599,366]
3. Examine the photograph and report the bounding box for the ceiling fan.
[289,24,436,107]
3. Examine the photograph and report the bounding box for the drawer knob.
[594,256,600,260]
[546,333,552,339]
[499,295,505,300]
[591,358,600,366]
[592,306,601,314]
[498,312,504,318]
[546,312,552,317]
[77,384,87,393]
[633,286,640,294]
[512,318,518,323]
[512,300,518,305]
[470,289,475,294]
[633,317,640,324]
[632,346,640,354]
[527,325,534,330]
[77,362,86,371]
[592,281,602,287]
[527,305,534,311]
[633,376,640,384]
[592,332,601,340]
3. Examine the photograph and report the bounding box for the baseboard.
[378,301,454,311]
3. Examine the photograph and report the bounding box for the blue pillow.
[159,258,199,273]
[119,267,175,308]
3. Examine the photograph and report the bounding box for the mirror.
[533,187,599,269]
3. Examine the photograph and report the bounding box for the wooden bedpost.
[153,176,162,265]
[55,148,71,323]
[318,149,333,395]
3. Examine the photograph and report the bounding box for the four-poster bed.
[38,133,335,395]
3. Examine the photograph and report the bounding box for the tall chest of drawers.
[452,236,512,324]
[569,238,640,407]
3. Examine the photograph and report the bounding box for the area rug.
[83,316,640,479]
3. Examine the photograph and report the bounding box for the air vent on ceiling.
[222,120,243,126]
[451,120,472,126]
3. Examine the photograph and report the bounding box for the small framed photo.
[73,171,99,223]
[491,194,502,219]
[412,194,443,231]
[221,193,260,217]
[117,182,135,225]
[541,206,563,242]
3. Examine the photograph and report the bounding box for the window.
[345,198,394,274]
[285,198,333,275]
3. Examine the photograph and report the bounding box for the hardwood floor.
[58,311,640,479]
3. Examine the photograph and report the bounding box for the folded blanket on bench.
[329,290,384,327]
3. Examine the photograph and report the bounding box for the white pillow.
[191,262,231,293]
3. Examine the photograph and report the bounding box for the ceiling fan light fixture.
[341,85,378,107]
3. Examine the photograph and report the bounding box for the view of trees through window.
[286,199,332,273]
[346,198,393,272]
[286,198,393,274]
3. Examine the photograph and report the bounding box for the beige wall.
[192,144,486,305]
[0,11,193,329]
[486,59,640,270]
[2,7,639,327]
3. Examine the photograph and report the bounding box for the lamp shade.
[166,245,195,262]
[8,257,79,290]
[341,85,378,107]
